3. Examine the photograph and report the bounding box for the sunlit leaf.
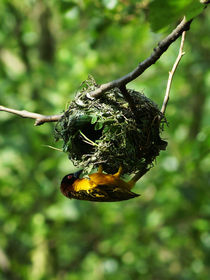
[149,0,203,32]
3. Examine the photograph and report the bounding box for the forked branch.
[88,17,192,99]
[0,18,191,126]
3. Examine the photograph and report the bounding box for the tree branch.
[88,17,192,99]
[161,31,186,114]
[0,105,62,126]
[200,0,210,4]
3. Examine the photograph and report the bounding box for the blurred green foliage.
[0,1,210,279]
[149,0,203,31]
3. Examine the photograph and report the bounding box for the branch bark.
[0,105,62,126]
[88,17,192,99]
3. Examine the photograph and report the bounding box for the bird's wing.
[67,184,140,202]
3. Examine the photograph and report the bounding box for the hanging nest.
[54,76,167,175]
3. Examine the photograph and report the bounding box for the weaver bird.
[60,166,140,202]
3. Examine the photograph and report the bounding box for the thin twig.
[161,31,186,114]
[131,33,186,184]
[131,32,186,183]
[42,145,63,152]
[79,130,99,147]
[0,105,62,126]
[88,17,192,99]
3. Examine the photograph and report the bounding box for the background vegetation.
[0,1,210,279]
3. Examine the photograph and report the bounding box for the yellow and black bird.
[60,166,140,202]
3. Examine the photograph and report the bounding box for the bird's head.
[60,169,83,196]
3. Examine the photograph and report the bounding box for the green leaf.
[149,0,203,32]
[103,125,110,134]
[91,115,98,124]
[74,115,92,128]
[94,121,104,130]
[185,1,204,21]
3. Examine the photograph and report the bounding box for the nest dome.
[55,77,167,175]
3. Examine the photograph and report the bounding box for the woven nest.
[54,76,167,175]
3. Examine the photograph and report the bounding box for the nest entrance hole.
[72,122,103,156]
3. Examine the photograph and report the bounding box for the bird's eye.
[67,175,73,180]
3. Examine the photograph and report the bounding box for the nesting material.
[55,76,167,175]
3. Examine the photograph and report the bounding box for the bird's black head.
[60,169,83,196]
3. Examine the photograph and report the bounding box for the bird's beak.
[73,169,83,178]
